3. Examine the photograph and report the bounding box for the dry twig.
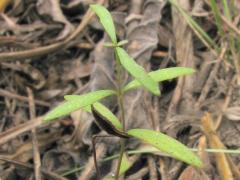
[125,167,148,180]
[0,89,50,107]
[78,144,106,180]
[0,0,105,61]
[0,156,67,180]
[27,88,42,180]
[195,46,227,108]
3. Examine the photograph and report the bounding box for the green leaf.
[91,104,129,138]
[81,102,123,131]
[116,47,160,96]
[221,0,231,20]
[117,39,128,46]
[209,0,224,36]
[64,99,123,131]
[124,67,195,92]
[127,129,203,168]
[119,153,132,175]
[90,4,117,44]
[92,102,123,131]
[44,90,116,121]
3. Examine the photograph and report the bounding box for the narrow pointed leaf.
[127,129,203,168]
[124,67,195,92]
[91,104,129,138]
[91,102,123,131]
[44,90,116,121]
[90,4,117,44]
[117,39,128,46]
[65,100,123,131]
[74,102,123,131]
[209,0,224,36]
[116,47,160,96]
[119,153,132,175]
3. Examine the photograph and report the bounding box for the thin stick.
[125,167,148,180]
[78,143,106,180]
[0,156,67,180]
[27,88,42,180]
[0,0,105,61]
[195,45,227,108]
[0,116,43,146]
[92,135,101,179]
[221,15,240,36]
[0,88,50,107]
[214,76,235,130]
[92,135,114,180]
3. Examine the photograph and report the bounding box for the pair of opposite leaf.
[44,4,203,168]
[91,4,160,96]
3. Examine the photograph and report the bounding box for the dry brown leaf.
[0,0,11,12]
[201,113,233,180]
[224,107,240,121]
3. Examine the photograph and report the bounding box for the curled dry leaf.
[224,107,240,121]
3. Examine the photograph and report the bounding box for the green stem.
[114,48,126,180]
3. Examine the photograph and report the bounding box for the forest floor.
[0,0,240,180]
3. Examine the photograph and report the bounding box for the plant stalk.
[114,48,126,180]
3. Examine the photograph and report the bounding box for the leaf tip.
[154,88,161,96]
[189,68,196,74]
[90,4,98,10]
[43,113,54,122]
[193,158,203,168]
[63,95,71,100]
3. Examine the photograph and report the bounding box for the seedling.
[44,4,202,180]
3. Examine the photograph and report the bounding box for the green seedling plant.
[44,4,202,180]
